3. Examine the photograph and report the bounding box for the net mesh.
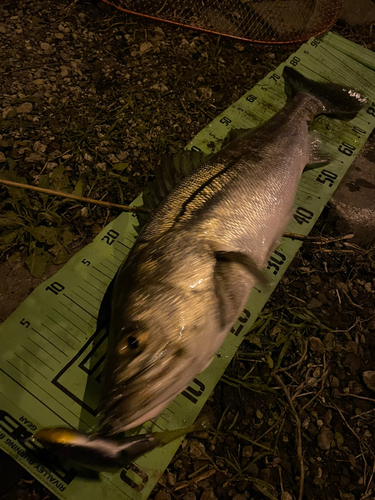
[100,0,342,44]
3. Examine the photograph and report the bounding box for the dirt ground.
[0,1,375,500]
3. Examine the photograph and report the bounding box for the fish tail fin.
[282,66,367,120]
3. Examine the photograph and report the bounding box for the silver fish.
[97,67,366,435]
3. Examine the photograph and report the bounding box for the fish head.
[97,234,223,435]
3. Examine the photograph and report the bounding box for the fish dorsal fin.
[144,149,211,211]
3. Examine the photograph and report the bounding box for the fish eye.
[128,336,139,350]
[116,331,148,356]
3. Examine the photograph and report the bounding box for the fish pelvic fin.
[282,66,367,120]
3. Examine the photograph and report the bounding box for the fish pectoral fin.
[214,250,268,288]
[305,131,333,169]
[213,252,268,328]
[144,149,211,210]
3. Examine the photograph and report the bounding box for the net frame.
[100,0,342,45]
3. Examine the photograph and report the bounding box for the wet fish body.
[97,67,366,435]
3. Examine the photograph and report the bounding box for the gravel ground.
[0,1,375,500]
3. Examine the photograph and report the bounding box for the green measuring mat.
[1,32,375,499]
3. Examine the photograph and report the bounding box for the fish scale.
[0,32,375,500]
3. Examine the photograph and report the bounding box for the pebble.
[167,470,176,486]
[0,151,5,163]
[25,152,42,163]
[61,65,70,77]
[155,491,171,500]
[200,488,217,500]
[233,495,246,500]
[281,493,293,500]
[40,42,53,52]
[189,440,205,458]
[17,102,33,114]
[307,298,323,309]
[183,493,196,500]
[317,426,334,450]
[259,468,270,482]
[348,380,363,394]
[324,332,336,351]
[214,471,227,485]
[242,445,253,457]
[363,371,375,391]
[309,336,325,353]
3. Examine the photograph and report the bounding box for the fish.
[28,419,207,471]
[95,66,366,435]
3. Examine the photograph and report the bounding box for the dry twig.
[0,178,151,214]
[274,374,304,500]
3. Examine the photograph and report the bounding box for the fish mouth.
[98,356,193,435]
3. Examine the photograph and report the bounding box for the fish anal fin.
[306,132,332,170]
[222,128,250,147]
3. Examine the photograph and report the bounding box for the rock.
[17,102,33,114]
[348,380,363,394]
[313,367,322,378]
[330,376,340,388]
[308,422,319,437]
[198,480,211,489]
[363,371,375,391]
[246,463,258,476]
[340,493,355,500]
[317,426,334,450]
[155,491,171,500]
[61,65,70,77]
[235,480,248,492]
[323,409,332,425]
[259,468,270,482]
[324,332,336,351]
[281,493,293,500]
[215,471,227,484]
[40,42,53,53]
[167,470,176,486]
[189,440,205,458]
[310,337,325,353]
[139,41,153,55]
[25,152,42,163]
[200,488,217,500]
[183,493,196,500]
[233,495,246,500]
[242,445,253,457]
[307,298,323,309]
[310,275,321,284]
[33,141,46,154]
[0,151,5,163]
